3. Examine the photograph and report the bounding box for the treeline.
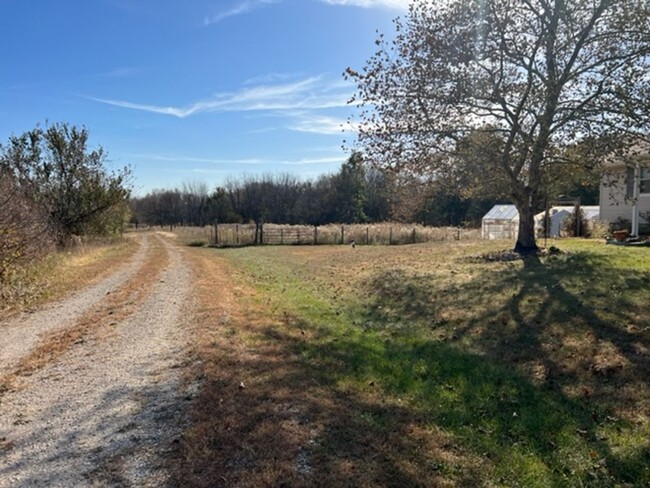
[131,153,497,228]
[0,123,131,285]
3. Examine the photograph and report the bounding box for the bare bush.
[0,172,53,287]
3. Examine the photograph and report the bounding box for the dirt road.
[0,233,192,487]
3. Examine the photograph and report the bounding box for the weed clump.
[187,240,207,247]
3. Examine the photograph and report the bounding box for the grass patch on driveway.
[181,239,650,487]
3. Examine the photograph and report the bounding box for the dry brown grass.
[170,250,314,487]
[174,239,650,486]
[172,245,486,487]
[0,236,138,319]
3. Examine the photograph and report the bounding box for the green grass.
[212,239,650,486]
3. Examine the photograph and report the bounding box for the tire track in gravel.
[0,234,193,487]
[0,235,150,378]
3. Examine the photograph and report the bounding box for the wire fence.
[168,223,480,247]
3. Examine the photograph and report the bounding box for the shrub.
[0,172,53,284]
[609,217,631,233]
[561,208,591,237]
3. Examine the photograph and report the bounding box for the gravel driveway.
[0,233,192,487]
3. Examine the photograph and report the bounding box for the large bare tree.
[347,0,650,252]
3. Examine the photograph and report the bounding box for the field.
[3,232,647,486]
[176,238,650,487]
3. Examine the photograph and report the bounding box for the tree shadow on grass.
[501,253,650,373]
[182,316,643,487]
[173,327,458,487]
[363,251,650,389]
[349,250,650,485]
[174,247,650,487]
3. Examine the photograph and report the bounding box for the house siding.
[600,167,650,227]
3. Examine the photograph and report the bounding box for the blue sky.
[0,0,408,195]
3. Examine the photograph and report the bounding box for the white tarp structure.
[481,204,519,240]
[534,206,600,237]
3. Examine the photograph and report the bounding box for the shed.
[481,204,519,240]
[534,206,600,237]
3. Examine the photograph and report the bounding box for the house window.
[641,167,650,194]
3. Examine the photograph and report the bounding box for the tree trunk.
[513,199,539,254]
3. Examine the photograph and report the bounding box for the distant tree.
[294,176,337,225]
[226,176,268,225]
[158,190,183,227]
[334,152,367,223]
[209,187,239,223]
[387,172,433,223]
[0,123,131,244]
[131,159,503,229]
[347,0,650,253]
[363,167,391,222]
[262,173,303,224]
[130,193,155,226]
[181,180,210,226]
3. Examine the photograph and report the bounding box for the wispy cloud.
[204,0,407,26]
[246,126,279,134]
[288,113,358,135]
[132,154,265,164]
[281,156,346,166]
[94,66,142,78]
[244,72,303,85]
[88,76,352,118]
[204,0,280,25]
[319,0,410,9]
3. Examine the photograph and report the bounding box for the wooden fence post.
[236,224,239,246]
[366,226,370,245]
[412,228,416,244]
[341,225,345,245]
[215,222,219,246]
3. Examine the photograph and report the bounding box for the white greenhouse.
[481,204,519,240]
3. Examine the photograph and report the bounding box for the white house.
[600,151,650,236]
